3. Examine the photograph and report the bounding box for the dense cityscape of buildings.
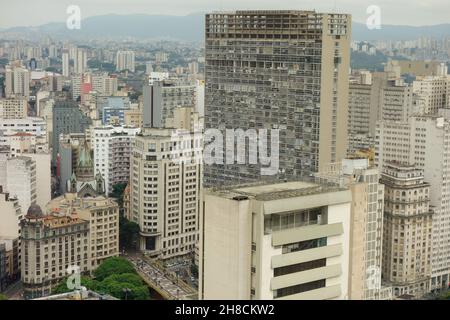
[0,8,449,301]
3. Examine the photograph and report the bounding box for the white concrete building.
[0,117,46,137]
[199,181,351,300]
[130,107,202,261]
[74,48,87,74]
[62,51,70,77]
[92,125,140,195]
[116,51,135,73]
[0,186,23,239]
[0,155,36,214]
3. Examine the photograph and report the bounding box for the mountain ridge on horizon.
[1,13,450,42]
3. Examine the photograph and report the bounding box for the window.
[274,279,326,298]
[282,238,327,254]
[274,259,326,277]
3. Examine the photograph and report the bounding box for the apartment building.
[348,72,413,139]
[92,125,140,195]
[0,98,28,119]
[0,155,37,213]
[130,107,202,261]
[413,75,450,114]
[199,181,351,300]
[116,51,135,73]
[204,10,351,185]
[5,65,30,98]
[376,114,450,292]
[143,80,196,128]
[315,158,390,300]
[380,162,433,298]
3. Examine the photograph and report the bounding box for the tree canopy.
[93,256,137,281]
[53,257,149,300]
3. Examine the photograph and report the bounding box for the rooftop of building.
[207,180,347,202]
[46,193,118,214]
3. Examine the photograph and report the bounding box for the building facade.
[130,108,202,261]
[204,10,351,186]
[380,162,433,298]
[92,125,140,196]
[200,181,351,300]
[376,114,450,292]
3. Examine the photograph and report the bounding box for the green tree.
[93,256,137,281]
[120,216,140,250]
[53,276,99,294]
[97,273,149,300]
[109,183,127,209]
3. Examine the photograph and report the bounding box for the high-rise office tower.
[130,107,202,260]
[204,11,351,186]
[51,100,92,164]
[62,51,70,77]
[116,50,135,73]
[380,162,433,298]
[74,48,87,74]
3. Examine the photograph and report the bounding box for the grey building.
[52,100,91,165]
[58,133,86,194]
[204,10,351,187]
[143,80,196,128]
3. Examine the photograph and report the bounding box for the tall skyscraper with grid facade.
[204,10,351,186]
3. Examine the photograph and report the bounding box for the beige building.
[413,75,450,114]
[199,181,351,300]
[380,162,433,298]
[47,194,119,269]
[348,71,413,140]
[390,60,447,77]
[21,194,120,299]
[315,158,390,300]
[124,108,143,128]
[5,65,30,98]
[21,204,90,299]
[376,114,450,292]
[130,107,202,261]
[0,98,28,119]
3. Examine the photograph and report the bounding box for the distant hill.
[352,22,450,41]
[1,14,449,42]
[3,14,206,42]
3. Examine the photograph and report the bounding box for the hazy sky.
[0,0,449,28]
